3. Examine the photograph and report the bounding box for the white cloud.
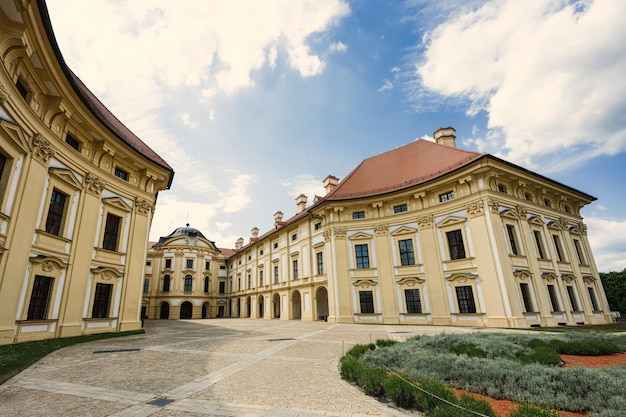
[221,173,256,213]
[330,41,347,52]
[181,113,196,129]
[378,80,393,92]
[280,174,326,205]
[415,0,626,171]
[586,216,626,272]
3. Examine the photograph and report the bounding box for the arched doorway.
[202,302,210,318]
[180,301,193,319]
[316,287,329,321]
[159,302,170,319]
[246,296,251,318]
[272,293,280,318]
[236,298,241,317]
[258,295,264,318]
[292,290,302,320]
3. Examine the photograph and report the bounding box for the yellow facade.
[146,128,611,329]
[0,1,173,345]
[142,226,227,320]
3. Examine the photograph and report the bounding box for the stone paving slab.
[0,319,523,416]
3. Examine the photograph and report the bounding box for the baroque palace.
[144,126,611,329]
[0,1,612,346]
[0,0,174,345]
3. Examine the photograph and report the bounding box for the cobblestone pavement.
[0,319,517,416]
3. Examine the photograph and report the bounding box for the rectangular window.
[27,276,54,320]
[573,239,586,265]
[533,230,545,259]
[552,235,564,262]
[567,286,579,311]
[186,259,194,269]
[259,270,264,286]
[16,78,28,99]
[439,191,455,202]
[524,192,533,201]
[588,287,599,311]
[143,279,150,293]
[102,213,121,251]
[219,281,225,293]
[205,261,210,270]
[352,211,365,219]
[446,229,466,260]
[184,275,193,292]
[259,249,264,255]
[163,275,171,292]
[404,289,422,314]
[398,239,415,266]
[497,184,507,193]
[547,285,560,312]
[393,204,408,213]
[314,222,322,230]
[292,233,297,241]
[273,242,278,249]
[65,133,80,151]
[544,198,551,207]
[359,290,375,314]
[274,265,279,283]
[506,225,519,255]
[165,259,172,269]
[114,167,128,181]
[204,277,209,292]
[456,286,476,314]
[247,274,252,288]
[45,188,67,236]
[92,283,113,318]
[355,244,370,269]
[316,252,324,275]
[519,283,534,312]
[292,260,298,280]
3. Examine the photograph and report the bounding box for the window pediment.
[527,215,544,226]
[445,273,477,283]
[102,197,132,212]
[0,120,30,152]
[349,232,373,241]
[541,272,557,282]
[396,277,425,286]
[391,226,417,236]
[500,208,520,220]
[352,279,377,289]
[437,215,466,228]
[49,168,83,190]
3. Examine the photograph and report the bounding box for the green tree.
[600,268,626,314]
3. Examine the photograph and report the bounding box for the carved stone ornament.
[466,200,484,218]
[417,215,433,229]
[135,198,153,215]
[102,271,114,280]
[323,230,331,242]
[334,227,347,240]
[85,173,105,196]
[374,223,388,237]
[42,261,54,272]
[185,236,198,247]
[32,134,56,164]
[487,199,500,214]
[515,205,528,217]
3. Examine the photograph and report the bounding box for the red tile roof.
[325,139,483,200]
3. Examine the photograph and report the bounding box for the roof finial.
[186,223,189,227]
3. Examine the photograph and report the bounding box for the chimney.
[434,127,456,148]
[323,175,339,195]
[274,211,284,229]
[295,194,307,212]
[235,237,244,250]
[251,227,259,239]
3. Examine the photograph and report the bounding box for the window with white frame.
[359,290,375,314]
[398,239,415,266]
[404,289,422,313]
[455,286,476,313]
[355,244,370,269]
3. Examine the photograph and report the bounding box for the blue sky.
[46,0,626,272]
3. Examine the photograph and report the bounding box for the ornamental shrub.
[510,404,559,417]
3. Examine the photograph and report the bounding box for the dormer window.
[393,204,408,213]
[115,167,129,181]
[497,184,507,193]
[352,211,365,219]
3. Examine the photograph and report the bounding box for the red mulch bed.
[452,352,626,417]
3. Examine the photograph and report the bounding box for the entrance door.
[292,290,302,320]
[316,287,329,320]
[159,302,169,319]
[202,302,209,318]
[258,295,264,318]
[180,301,193,319]
[218,305,225,318]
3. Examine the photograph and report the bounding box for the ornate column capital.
[32,134,55,165]
[85,173,105,196]
[135,198,154,215]
[374,223,388,237]
[466,199,484,218]
[418,215,433,229]
[334,227,347,240]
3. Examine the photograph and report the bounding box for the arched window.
[204,276,209,292]
[184,274,193,292]
[163,275,171,292]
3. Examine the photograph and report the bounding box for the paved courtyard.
[0,319,516,416]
